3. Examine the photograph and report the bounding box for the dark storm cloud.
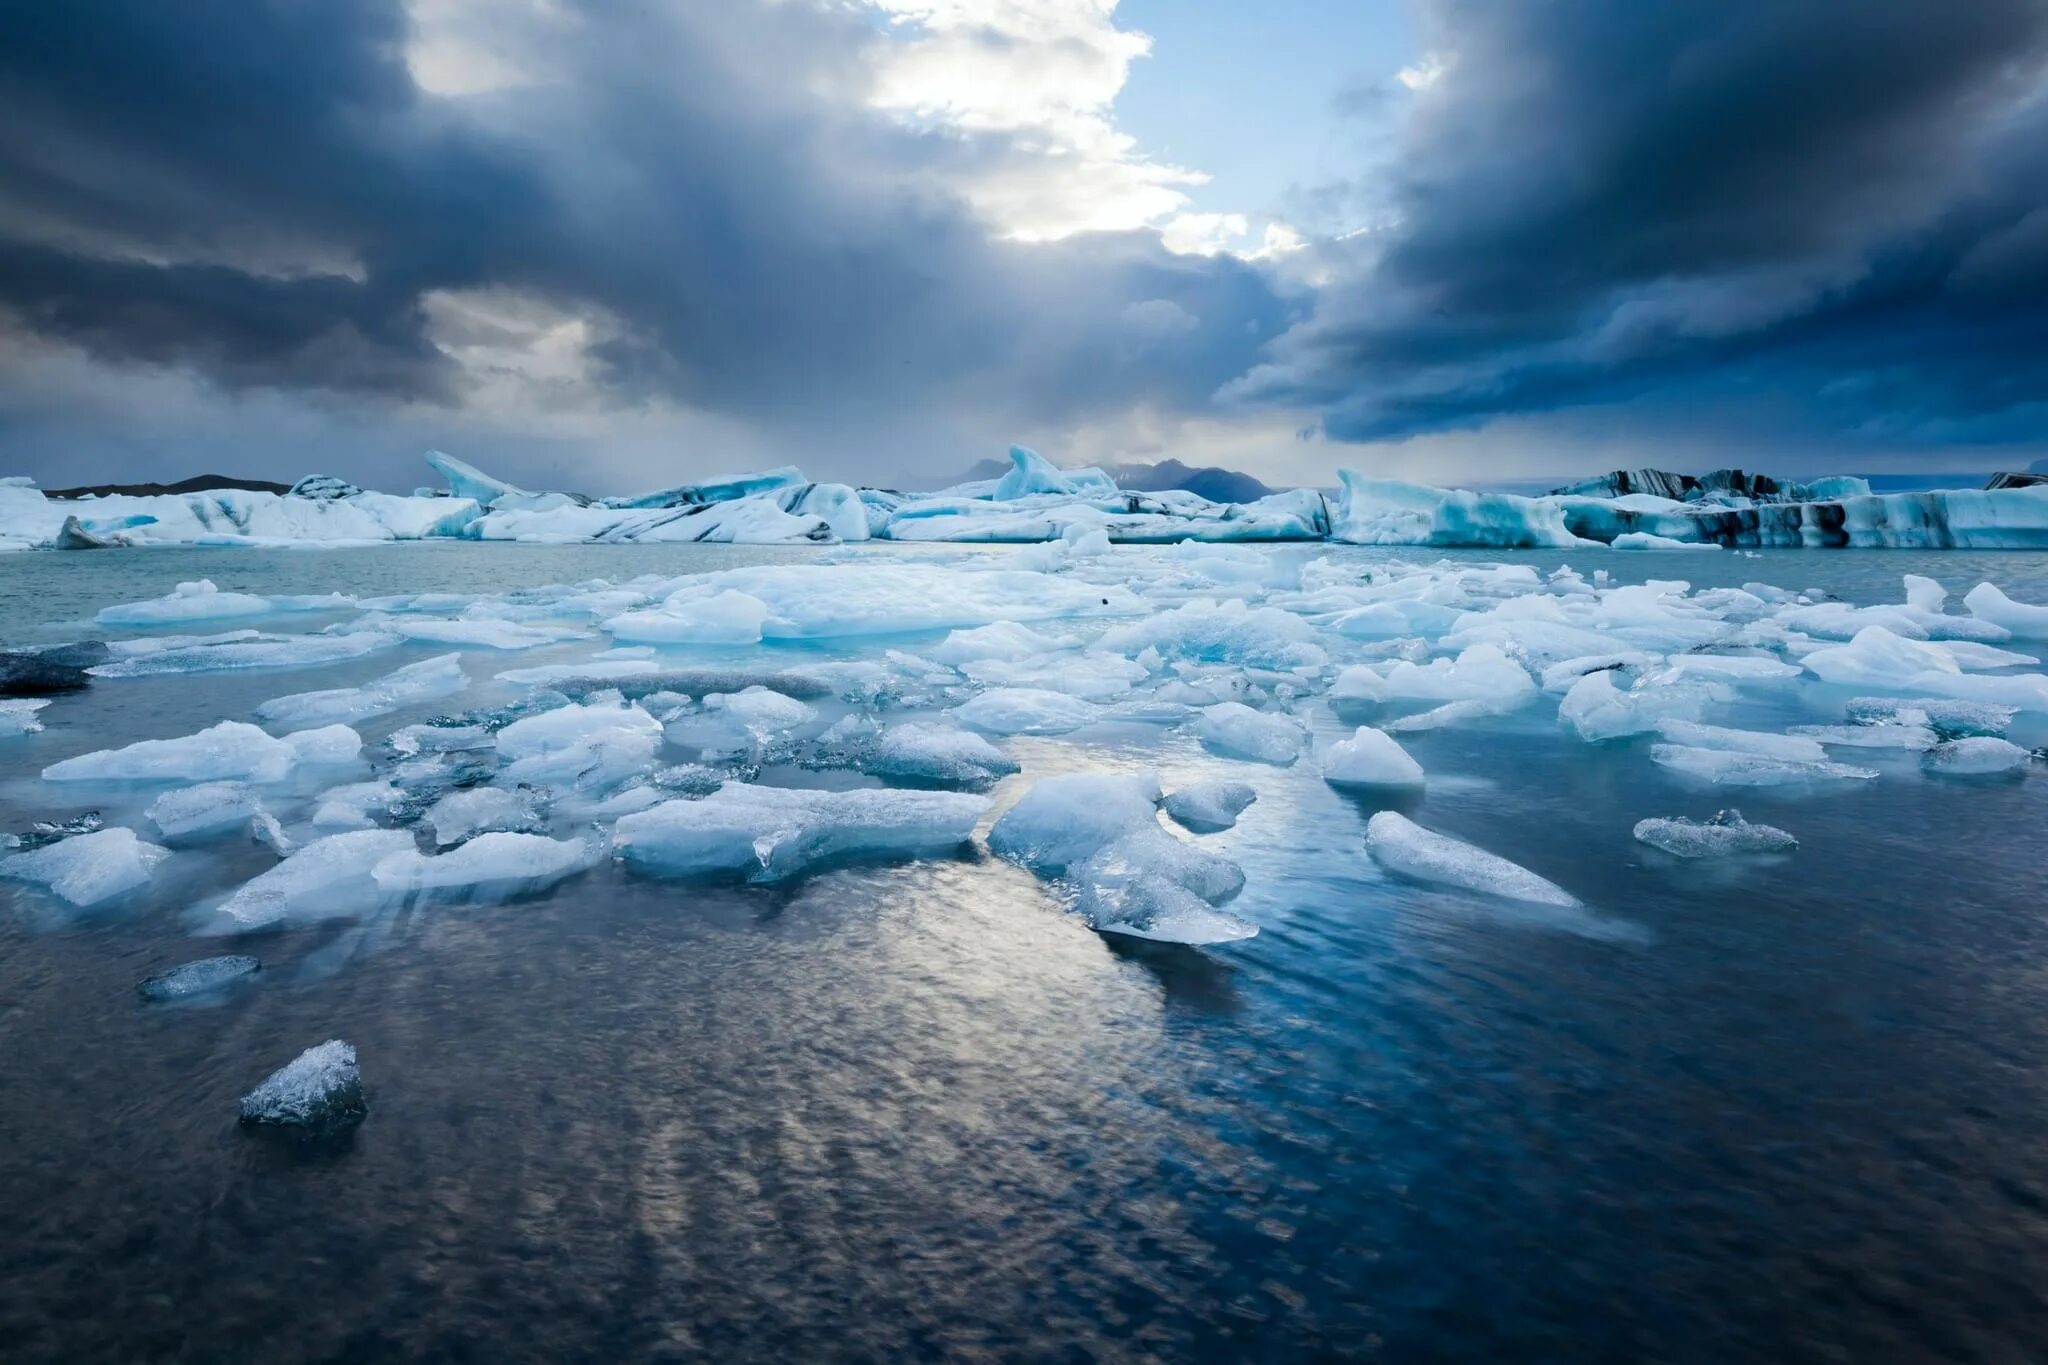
[0,0,1284,462]
[1230,0,2048,446]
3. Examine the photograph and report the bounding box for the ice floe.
[1161,780,1257,832]
[613,783,985,881]
[255,653,467,727]
[137,954,262,1001]
[1321,726,1426,789]
[1,827,169,906]
[1365,812,1580,907]
[1633,810,1798,858]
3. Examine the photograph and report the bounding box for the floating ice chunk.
[311,780,404,830]
[372,832,596,897]
[1102,599,1327,672]
[97,579,273,626]
[148,782,260,838]
[44,720,298,784]
[16,810,103,849]
[1612,532,1719,551]
[1383,697,1517,732]
[928,621,1077,665]
[238,1040,366,1134]
[1904,574,1947,613]
[426,449,527,504]
[603,589,771,645]
[1070,828,1255,944]
[426,786,548,846]
[1654,720,1829,763]
[959,651,1149,700]
[1844,697,2015,737]
[987,772,1164,874]
[0,827,168,906]
[377,618,585,650]
[89,630,398,677]
[1653,654,1802,683]
[1365,812,1579,907]
[1923,737,2033,775]
[215,829,418,928]
[1649,744,1879,786]
[1802,627,2048,709]
[613,783,986,881]
[250,811,295,857]
[254,653,467,728]
[0,698,49,736]
[1194,702,1305,765]
[951,687,1099,735]
[494,697,662,789]
[1161,780,1257,832]
[494,659,662,686]
[1321,726,1425,789]
[283,724,363,766]
[1557,670,1709,741]
[704,686,816,737]
[1539,653,1659,692]
[137,954,260,1000]
[868,723,1019,784]
[1964,582,2048,636]
[1633,809,1798,857]
[1368,644,1536,704]
[388,722,496,757]
[1788,723,1939,750]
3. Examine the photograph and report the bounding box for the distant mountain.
[924,457,1273,502]
[43,474,292,500]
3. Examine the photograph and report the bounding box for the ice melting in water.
[255,653,467,728]
[0,826,168,906]
[425,786,548,846]
[147,782,260,839]
[1649,745,1880,786]
[1070,828,1255,944]
[43,720,359,784]
[867,723,1019,785]
[613,783,987,882]
[372,832,597,898]
[1321,726,1426,789]
[986,772,1166,875]
[1193,702,1306,765]
[137,954,261,1001]
[952,687,1099,736]
[238,1040,367,1134]
[0,698,50,736]
[1923,737,2034,775]
[1633,809,1798,858]
[215,829,418,928]
[1161,780,1257,832]
[1365,811,1580,907]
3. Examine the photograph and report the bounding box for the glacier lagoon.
[4,538,2048,1360]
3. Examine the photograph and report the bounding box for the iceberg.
[1321,726,1426,789]
[1802,627,2048,710]
[613,783,986,881]
[1923,737,2034,775]
[1161,780,1257,832]
[0,826,169,906]
[1633,810,1798,858]
[1193,702,1306,765]
[1365,812,1580,907]
[1964,583,2048,636]
[238,1040,367,1134]
[136,954,262,1001]
[255,653,467,728]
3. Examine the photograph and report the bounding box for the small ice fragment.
[1923,737,2033,775]
[18,810,103,849]
[0,827,168,906]
[951,687,1099,736]
[1365,812,1579,907]
[1649,744,1879,786]
[0,698,49,736]
[137,954,261,1001]
[1633,809,1798,858]
[1844,697,2015,738]
[238,1040,367,1134]
[1194,702,1305,765]
[1787,723,1939,751]
[148,782,260,839]
[1161,780,1257,832]
[250,811,295,857]
[868,723,1019,784]
[255,653,467,728]
[425,786,548,846]
[1321,726,1425,789]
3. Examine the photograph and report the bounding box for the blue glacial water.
[3,541,2048,1363]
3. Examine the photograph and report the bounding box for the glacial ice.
[494,697,663,789]
[1194,702,1306,765]
[375,618,585,650]
[426,786,548,846]
[0,827,169,906]
[89,629,398,677]
[1965,582,2048,636]
[1801,627,2048,709]
[1161,780,1257,832]
[136,954,261,1001]
[1649,744,1880,786]
[1844,697,2015,737]
[1633,809,1798,858]
[613,784,986,881]
[867,723,1019,784]
[148,782,260,839]
[97,579,348,626]
[1653,720,1829,763]
[255,653,467,727]
[1103,599,1327,672]
[1069,828,1255,944]
[238,1039,366,1134]
[372,833,597,897]
[1321,726,1426,789]
[1558,670,1710,741]
[1365,812,1580,907]
[215,829,419,928]
[605,589,770,644]
[987,772,1166,875]
[1923,737,2034,775]
[44,720,358,784]
[1,698,48,736]
[1330,643,1534,704]
[952,687,1100,735]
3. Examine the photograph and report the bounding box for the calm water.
[4,542,2048,1363]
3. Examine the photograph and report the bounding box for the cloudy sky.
[3,0,2046,494]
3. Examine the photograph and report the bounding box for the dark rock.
[0,650,94,696]
[1985,471,2048,490]
[43,474,292,499]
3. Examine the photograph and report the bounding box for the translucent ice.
[1843,697,2015,738]
[215,829,418,928]
[238,1040,366,1133]
[1633,809,1798,858]
[90,629,397,677]
[1654,720,1829,763]
[372,832,597,897]
[0,827,168,906]
[1194,702,1306,765]
[1964,582,2048,636]
[255,653,466,728]
[426,786,548,846]
[604,589,771,645]
[952,687,1099,735]
[148,782,260,839]
[45,720,321,784]
[96,579,347,627]
[987,772,1165,874]
[1649,744,1879,786]
[1923,737,2033,774]
[494,697,663,789]
[1104,599,1327,672]
[868,723,1019,784]
[1365,811,1580,907]
[1161,780,1257,832]
[137,954,261,1000]
[1557,670,1709,741]
[1321,726,1426,789]
[1802,627,2048,710]
[377,618,585,650]
[613,783,986,881]
[0,698,48,736]
[1070,828,1255,944]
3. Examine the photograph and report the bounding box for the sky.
[2,0,2046,495]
